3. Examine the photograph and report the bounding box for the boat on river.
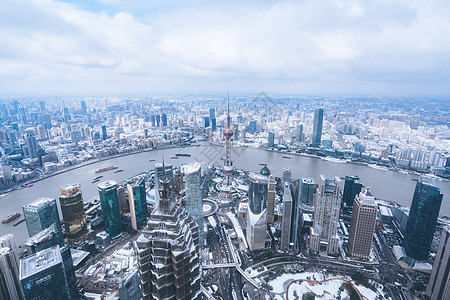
[95,166,118,173]
[2,212,20,224]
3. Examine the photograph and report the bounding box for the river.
[1,143,449,246]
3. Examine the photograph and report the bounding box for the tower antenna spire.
[227,91,230,128]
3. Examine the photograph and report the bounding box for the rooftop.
[23,197,55,210]
[59,183,81,197]
[98,180,117,190]
[20,246,62,279]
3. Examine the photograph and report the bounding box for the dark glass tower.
[312,108,323,148]
[127,176,148,231]
[59,184,88,243]
[98,180,122,237]
[248,173,268,215]
[342,175,362,207]
[404,177,443,264]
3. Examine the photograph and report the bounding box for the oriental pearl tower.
[223,98,234,189]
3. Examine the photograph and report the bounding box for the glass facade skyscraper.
[20,246,70,299]
[59,183,88,243]
[0,247,23,300]
[127,176,148,231]
[184,163,203,243]
[404,177,443,264]
[312,108,323,148]
[98,180,122,237]
[342,175,362,207]
[23,198,63,243]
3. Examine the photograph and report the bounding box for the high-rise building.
[310,175,341,255]
[347,189,378,259]
[267,175,276,224]
[283,168,291,185]
[247,170,270,251]
[135,165,201,300]
[0,247,23,300]
[249,120,257,134]
[119,270,141,300]
[101,125,107,140]
[342,176,362,207]
[155,163,174,205]
[404,177,443,265]
[203,116,210,128]
[127,176,148,231]
[268,132,275,148]
[426,226,450,300]
[156,114,160,127]
[0,234,20,274]
[98,181,122,237]
[24,128,39,158]
[296,124,303,142]
[281,183,293,251]
[173,168,184,196]
[312,108,323,148]
[184,163,204,243]
[161,113,167,126]
[23,198,63,243]
[20,246,70,299]
[80,100,87,115]
[25,224,78,299]
[300,177,315,205]
[39,101,46,112]
[209,108,215,119]
[59,183,88,244]
[63,107,71,122]
[211,117,216,131]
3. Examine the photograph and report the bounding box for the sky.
[1,0,450,97]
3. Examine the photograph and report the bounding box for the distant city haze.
[1,1,450,96]
[1,143,448,246]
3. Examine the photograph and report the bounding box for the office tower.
[283,168,291,185]
[246,170,270,251]
[211,117,216,131]
[98,181,122,237]
[155,163,174,205]
[223,101,234,189]
[161,113,167,126]
[310,175,341,255]
[24,128,38,158]
[20,246,70,299]
[39,101,46,112]
[119,270,141,300]
[0,247,23,300]
[127,176,148,231]
[249,120,256,134]
[135,165,201,300]
[347,189,378,259]
[184,163,204,243]
[404,177,443,265]
[209,107,215,119]
[203,116,210,128]
[173,168,184,195]
[342,176,362,207]
[296,124,303,142]
[101,125,107,140]
[63,107,71,122]
[156,114,160,127]
[312,108,323,147]
[426,226,450,300]
[281,183,293,251]
[150,115,156,127]
[300,177,316,205]
[0,235,19,272]
[59,184,88,244]
[268,132,275,148]
[81,100,87,115]
[267,175,276,224]
[23,198,63,243]
[25,224,78,299]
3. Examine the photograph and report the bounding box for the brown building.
[348,188,378,260]
[426,226,450,300]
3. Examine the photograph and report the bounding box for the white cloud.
[0,0,450,96]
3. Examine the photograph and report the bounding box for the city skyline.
[1,1,450,96]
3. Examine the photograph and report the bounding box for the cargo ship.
[95,166,118,173]
[2,212,20,224]
[175,153,191,157]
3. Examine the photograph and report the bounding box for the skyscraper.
[300,177,315,205]
[312,108,323,148]
[98,180,122,237]
[59,183,88,244]
[310,175,341,255]
[267,174,276,224]
[404,177,443,265]
[281,183,293,251]
[23,198,63,243]
[161,113,167,126]
[0,234,20,274]
[296,124,303,142]
[119,270,141,300]
[247,170,270,251]
[0,244,23,300]
[283,168,291,185]
[20,246,70,299]
[211,117,216,131]
[209,108,215,119]
[268,132,275,148]
[426,226,450,300]
[154,163,174,205]
[184,163,204,243]
[127,176,148,231]
[80,100,87,115]
[342,175,362,207]
[24,128,38,158]
[63,107,71,122]
[101,125,107,140]
[347,189,378,259]
[136,164,201,300]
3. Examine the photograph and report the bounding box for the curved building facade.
[59,184,88,242]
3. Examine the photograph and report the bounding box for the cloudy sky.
[1,0,450,96]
